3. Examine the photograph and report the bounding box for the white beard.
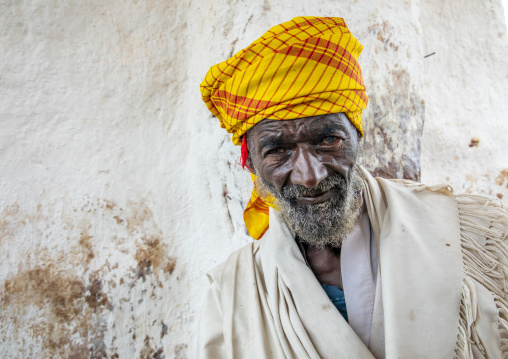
[256,168,363,249]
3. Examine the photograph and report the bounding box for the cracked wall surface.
[0,0,507,358]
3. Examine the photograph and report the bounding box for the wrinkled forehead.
[248,113,358,142]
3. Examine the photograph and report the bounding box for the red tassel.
[240,136,250,170]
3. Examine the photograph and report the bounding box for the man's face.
[247,112,363,248]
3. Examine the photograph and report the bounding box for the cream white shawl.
[198,168,508,358]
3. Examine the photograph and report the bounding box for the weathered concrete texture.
[357,8,425,181]
[420,0,508,205]
[0,0,507,358]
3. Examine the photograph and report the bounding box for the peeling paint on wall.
[0,198,182,357]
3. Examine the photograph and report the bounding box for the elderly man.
[198,17,508,358]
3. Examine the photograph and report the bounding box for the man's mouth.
[296,189,335,205]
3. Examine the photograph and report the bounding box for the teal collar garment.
[321,284,348,322]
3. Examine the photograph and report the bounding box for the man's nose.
[289,149,328,188]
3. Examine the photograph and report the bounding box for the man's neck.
[304,244,343,288]
[302,192,367,289]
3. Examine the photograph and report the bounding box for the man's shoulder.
[367,172,507,239]
[380,176,508,262]
[381,176,506,210]
[205,240,261,287]
[378,176,456,196]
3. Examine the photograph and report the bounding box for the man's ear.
[242,132,256,173]
[246,155,255,173]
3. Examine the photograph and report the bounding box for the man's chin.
[256,169,363,248]
[307,210,334,223]
[301,202,338,221]
[281,181,362,248]
[296,191,346,217]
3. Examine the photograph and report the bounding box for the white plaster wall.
[420,0,508,204]
[503,0,508,34]
[0,1,506,358]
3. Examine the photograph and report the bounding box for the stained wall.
[0,1,506,358]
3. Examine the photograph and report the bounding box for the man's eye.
[321,136,339,145]
[267,147,286,156]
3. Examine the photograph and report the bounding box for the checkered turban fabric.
[200,16,368,145]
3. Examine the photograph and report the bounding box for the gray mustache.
[281,174,347,199]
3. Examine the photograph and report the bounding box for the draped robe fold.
[198,168,508,358]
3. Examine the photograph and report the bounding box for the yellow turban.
[201,16,368,239]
